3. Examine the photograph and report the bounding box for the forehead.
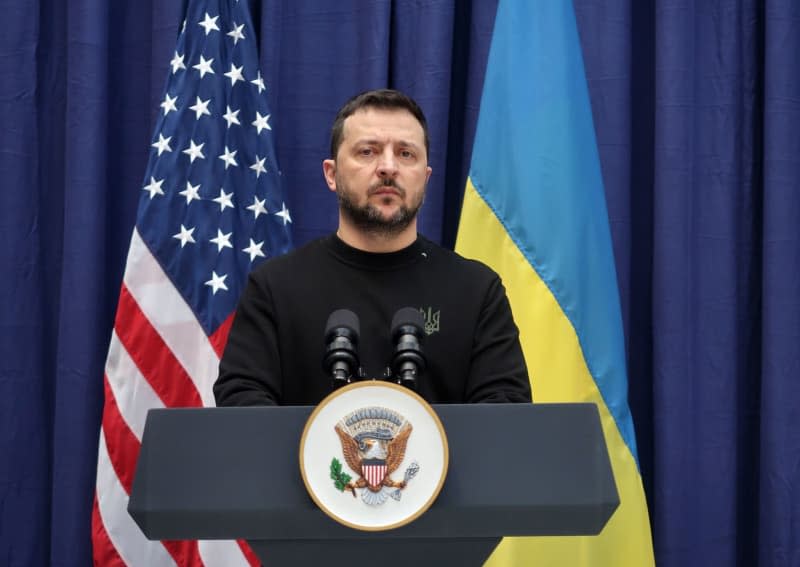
[341,107,425,146]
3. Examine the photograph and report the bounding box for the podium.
[129,403,618,566]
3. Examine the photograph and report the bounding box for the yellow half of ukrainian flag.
[455,1,655,565]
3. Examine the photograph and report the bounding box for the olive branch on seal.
[329,458,352,492]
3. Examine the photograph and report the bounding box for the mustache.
[368,178,405,196]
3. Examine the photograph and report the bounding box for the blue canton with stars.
[137,0,292,335]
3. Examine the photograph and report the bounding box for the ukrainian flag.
[455,1,655,565]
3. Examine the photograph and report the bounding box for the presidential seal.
[331,407,419,506]
[300,381,448,531]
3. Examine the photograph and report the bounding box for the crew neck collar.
[327,233,428,270]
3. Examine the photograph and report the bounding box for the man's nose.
[376,149,398,177]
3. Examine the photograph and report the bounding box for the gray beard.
[336,177,424,237]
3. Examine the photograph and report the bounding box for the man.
[214,89,531,405]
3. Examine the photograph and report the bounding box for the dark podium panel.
[129,403,618,566]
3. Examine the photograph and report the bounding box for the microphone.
[390,307,426,390]
[323,309,361,389]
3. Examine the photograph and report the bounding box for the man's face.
[323,107,432,236]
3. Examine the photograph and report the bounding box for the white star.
[227,23,245,45]
[193,55,215,78]
[182,140,205,162]
[205,271,228,295]
[218,146,238,169]
[189,96,211,119]
[247,196,268,218]
[160,93,178,115]
[249,156,267,178]
[251,71,266,93]
[213,188,235,211]
[252,112,271,134]
[198,12,220,35]
[179,181,201,203]
[151,133,172,155]
[170,52,186,73]
[275,202,292,225]
[242,239,266,262]
[173,224,196,248]
[142,176,165,199]
[210,229,234,252]
[222,105,241,128]
[224,63,245,86]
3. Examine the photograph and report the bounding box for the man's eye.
[359,148,373,156]
[400,150,413,158]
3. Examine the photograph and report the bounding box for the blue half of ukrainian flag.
[455,0,655,564]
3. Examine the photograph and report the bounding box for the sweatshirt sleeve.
[464,276,532,403]
[214,271,282,406]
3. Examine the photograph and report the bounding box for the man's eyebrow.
[352,136,422,146]
[396,140,422,149]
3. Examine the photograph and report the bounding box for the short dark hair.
[329,89,430,160]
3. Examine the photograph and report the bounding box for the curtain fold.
[759,2,800,565]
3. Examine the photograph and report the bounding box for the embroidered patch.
[418,307,440,335]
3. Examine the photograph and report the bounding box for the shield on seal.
[361,458,388,489]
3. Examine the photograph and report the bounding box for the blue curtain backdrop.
[0,0,797,566]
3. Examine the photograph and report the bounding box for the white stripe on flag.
[96,430,176,567]
[199,540,252,567]
[105,330,165,440]
[123,228,219,407]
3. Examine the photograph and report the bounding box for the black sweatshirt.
[214,234,531,406]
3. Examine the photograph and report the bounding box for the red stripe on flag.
[162,540,205,567]
[100,349,206,567]
[100,375,141,494]
[114,284,203,408]
[209,311,235,359]
[236,540,261,567]
[91,494,127,567]
[101,381,206,567]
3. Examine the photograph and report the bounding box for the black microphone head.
[325,309,360,342]
[391,307,424,339]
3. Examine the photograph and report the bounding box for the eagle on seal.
[334,421,412,497]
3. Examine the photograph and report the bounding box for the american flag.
[92,0,292,564]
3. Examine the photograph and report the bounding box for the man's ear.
[322,159,337,192]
